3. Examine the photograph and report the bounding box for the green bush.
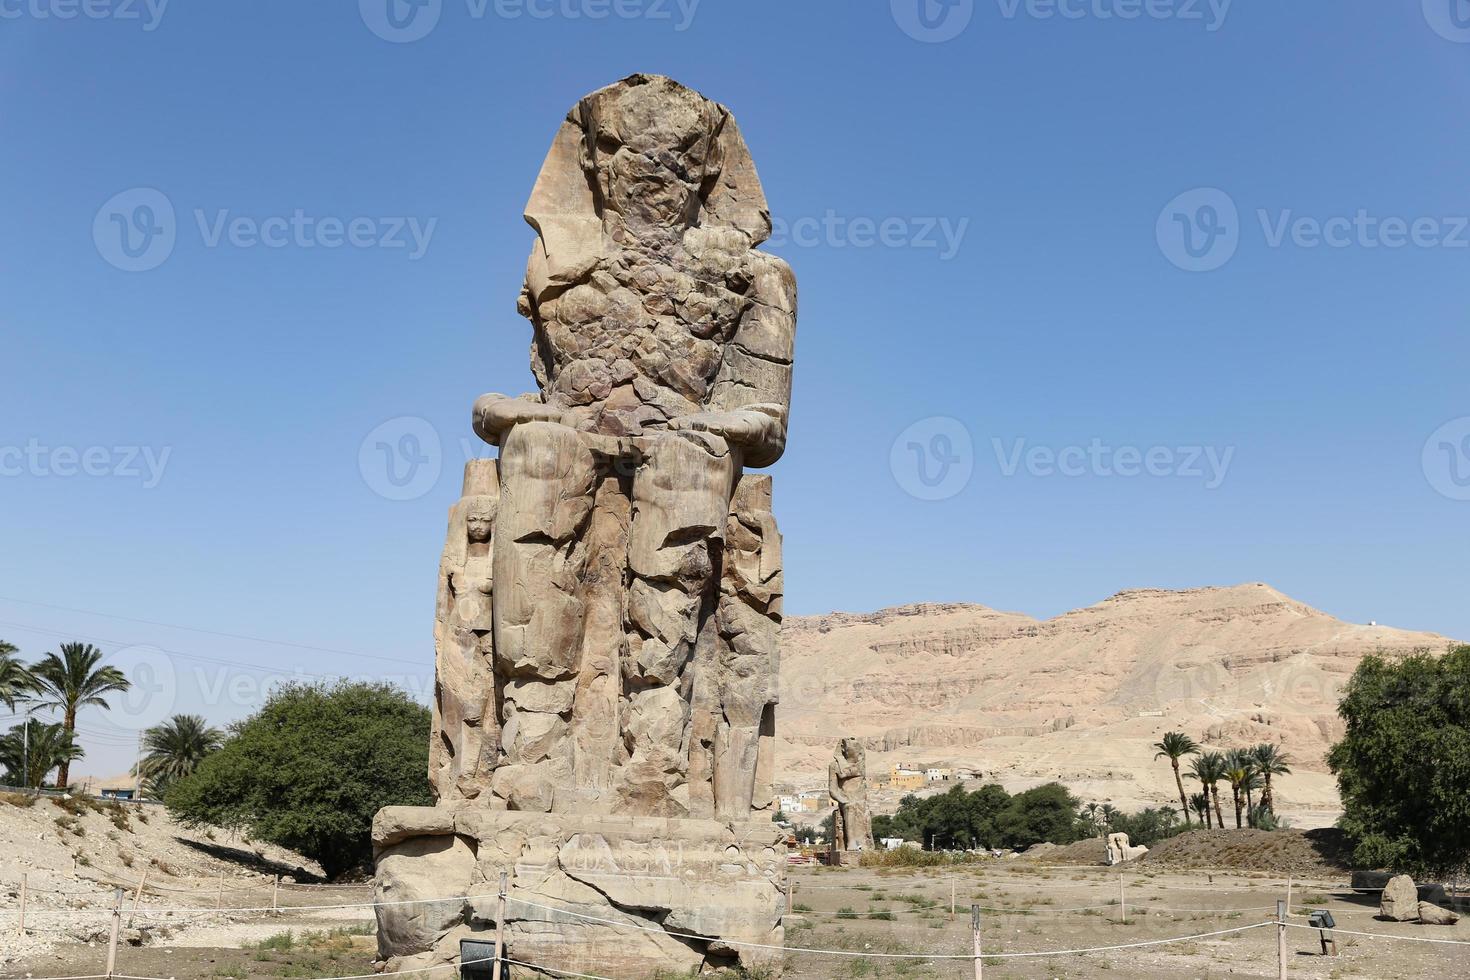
[1328,646,1470,876]
[166,681,431,878]
[871,781,1087,852]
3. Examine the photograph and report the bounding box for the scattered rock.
[1417,902,1461,926]
[1379,874,1419,922]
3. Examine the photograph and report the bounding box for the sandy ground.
[4,861,1465,979]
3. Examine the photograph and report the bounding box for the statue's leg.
[491,421,597,811]
[622,429,737,815]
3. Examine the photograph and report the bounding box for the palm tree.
[0,721,82,788]
[1240,767,1263,820]
[1223,749,1252,829]
[1189,792,1211,826]
[138,714,223,797]
[1189,752,1226,829]
[1251,743,1292,815]
[1154,732,1201,826]
[0,641,34,710]
[1100,803,1120,831]
[28,643,131,788]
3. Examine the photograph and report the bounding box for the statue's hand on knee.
[472,393,566,446]
[669,404,786,465]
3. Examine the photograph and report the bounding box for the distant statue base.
[1105,832,1148,865]
[824,849,864,868]
[374,807,785,976]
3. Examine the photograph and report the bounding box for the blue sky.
[3,1,1469,776]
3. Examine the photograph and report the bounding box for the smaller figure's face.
[466,509,494,543]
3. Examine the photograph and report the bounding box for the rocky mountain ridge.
[774,583,1454,825]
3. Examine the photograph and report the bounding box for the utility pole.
[22,708,32,789]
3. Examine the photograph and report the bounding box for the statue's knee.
[501,421,584,482]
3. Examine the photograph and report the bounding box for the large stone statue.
[828,738,872,859]
[374,74,793,977]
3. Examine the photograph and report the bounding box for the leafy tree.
[0,642,33,711]
[28,642,131,788]
[1328,646,1470,876]
[0,721,82,788]
[873,783,1086,852]
[1154,732,1200,826]
[166,681,431,877]
[138,714,223,798]
[994,784,1085,849]
[1250,743,1292,815]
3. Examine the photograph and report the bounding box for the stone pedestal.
[374,806,785,977]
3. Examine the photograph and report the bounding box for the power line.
[0,595,424,667]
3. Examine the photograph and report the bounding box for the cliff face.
[775,583,1454,823]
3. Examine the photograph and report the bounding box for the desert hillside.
[775,583,1455,826]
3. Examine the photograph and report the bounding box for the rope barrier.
[504,959,614,980]
[1282,921,1470,947]
[508,895,1273,959]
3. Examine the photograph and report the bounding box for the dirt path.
[5,864,1466,979]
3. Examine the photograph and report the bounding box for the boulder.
[1379,874,1419,922]
[1418,902,1461,926]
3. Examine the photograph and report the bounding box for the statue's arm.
[684,252,797,467]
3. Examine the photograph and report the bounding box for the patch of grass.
[0,791,37,808]
[867,910,896,920]
[836,906,859,919]
[211,967,248,978]
[251,930,297,952]
[791,902,813,913]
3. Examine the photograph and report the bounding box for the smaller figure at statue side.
[828,737,873,856]
[429,460,502,803]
